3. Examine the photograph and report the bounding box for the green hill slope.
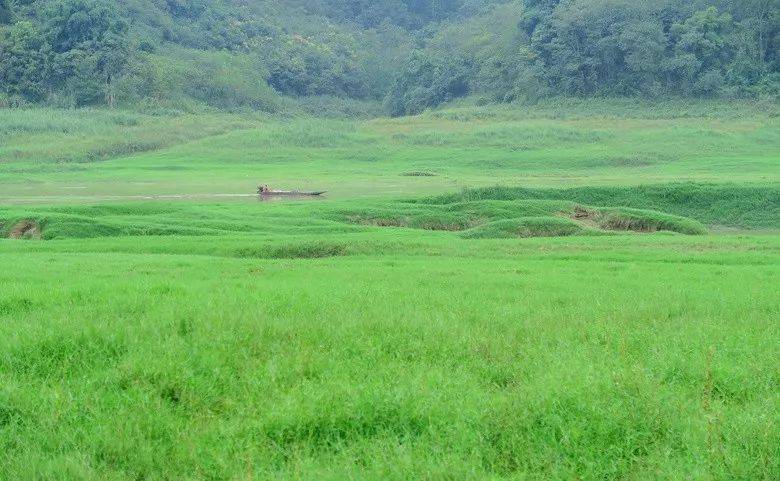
[1,1,777,112]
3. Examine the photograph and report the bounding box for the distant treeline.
[0,0,777,114]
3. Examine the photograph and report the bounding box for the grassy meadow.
[0,99,777,202]
[0,99,778,480]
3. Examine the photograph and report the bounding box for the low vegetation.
[0,99,777,205]
[0,201,689,242]
[0,108,264,164]
[340,197,710,237]
[461,216,588,238]
[0,100,777,479]
[426,183,780,229]
[0,211,777,480]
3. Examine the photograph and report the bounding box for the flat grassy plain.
[0,99,777,202]
[0,100,778,480]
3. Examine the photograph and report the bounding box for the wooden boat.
[257,186,326,196]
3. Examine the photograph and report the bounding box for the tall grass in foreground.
[0,234,777,480]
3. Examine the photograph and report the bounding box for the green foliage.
[2,0,776,112]
[384,51,472,116]
[0,0,11,25]
[518,0,780,99]
[143,49,280,111]
[535,1,668,95]
[261,29,369,98]
[291,95,383,118]
[666,7,735,95]
[0,21,50,102]
[0,0,131,106]
[297,0,502,29]
[388,0,780,111]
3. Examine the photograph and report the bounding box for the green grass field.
[0,100,778,480]
[1,99,777,202]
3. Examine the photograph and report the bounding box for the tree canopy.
[0,0,777,113]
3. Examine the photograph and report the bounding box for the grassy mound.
[339,200,574,231]
[596,208,708,235]
[341,207,471,231]
[423,183,779,229]
[457,208,705,239]
[342,198,706,238]
[461,217,588,239]
[0,212,220,239]
[0,203,362,240]
[1,196,707,242]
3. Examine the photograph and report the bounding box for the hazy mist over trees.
[1,0,777,114]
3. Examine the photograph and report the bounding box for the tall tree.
[0,0,12,25]
[666,6,734,94]
[43,0,131,105]
[0,21,51,101]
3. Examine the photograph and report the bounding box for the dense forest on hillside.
[0,0,777,114]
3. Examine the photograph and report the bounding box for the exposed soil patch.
[599,215,657,233]
[569,206,659,233]
[418,221,466,231]
[348,215,469,231]
[568,205,601,229]
[232,241,352,259]
[572,205,597,220]
[348,216,408,228]
[8,220,41,239]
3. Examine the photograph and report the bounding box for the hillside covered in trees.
[1,0,777,114]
